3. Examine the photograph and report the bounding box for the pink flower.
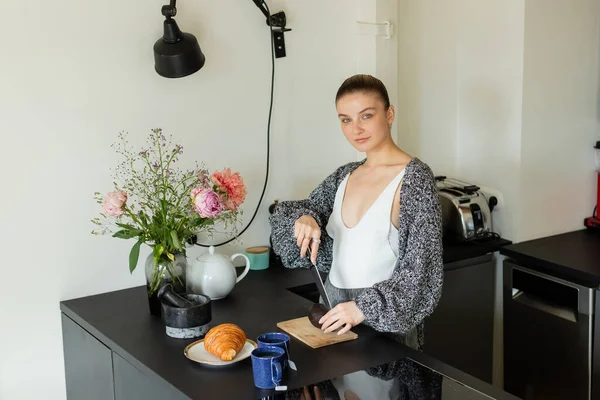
[210,168,247,211]
[103,191,127,217]
[191,187,222,218]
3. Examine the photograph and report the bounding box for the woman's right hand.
[294,215,321,264]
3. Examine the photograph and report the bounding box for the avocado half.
[308,303,329,328]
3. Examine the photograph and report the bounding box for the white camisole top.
[325,168,406,289]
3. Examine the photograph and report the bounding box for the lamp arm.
[161,0,177,18]
[252,0,270,20]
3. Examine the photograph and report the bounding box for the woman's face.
[336,91,395,153]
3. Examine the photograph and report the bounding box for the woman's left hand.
[319,301,365,335]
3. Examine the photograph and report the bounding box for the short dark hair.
[335,74,390,109]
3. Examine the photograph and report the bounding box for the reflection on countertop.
[265,356,514,400]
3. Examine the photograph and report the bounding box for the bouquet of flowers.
[92,128,246,298]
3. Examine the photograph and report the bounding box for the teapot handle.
[231,253,251,283]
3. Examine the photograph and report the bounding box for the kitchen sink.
[287,283,320,303]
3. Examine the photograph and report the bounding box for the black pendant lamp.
[154,0,205,78]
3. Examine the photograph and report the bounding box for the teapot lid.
[196,245,226,263]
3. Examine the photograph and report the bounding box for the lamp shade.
[154,18,205,78]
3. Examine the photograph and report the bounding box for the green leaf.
[170,230,183,251]
[153,244,165,266]
[116,222,138,230]
[112,229,143,239]
[129,239,143,273]
[192,217,215,227]
[160,199,169,217]
[138,211,149,225]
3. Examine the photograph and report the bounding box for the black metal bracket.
[251,1,291,58]
[268,11,291,58]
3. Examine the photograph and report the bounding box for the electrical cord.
[195,1,274,248]
[470,231,502,242]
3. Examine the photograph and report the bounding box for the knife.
[306,247,332,310]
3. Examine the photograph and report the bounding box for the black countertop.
[60,267,518,400]
[500,229,600,287]
[443,236,511,264]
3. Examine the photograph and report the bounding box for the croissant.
[204,323,247,361]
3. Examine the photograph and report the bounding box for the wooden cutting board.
[276,316,358,348]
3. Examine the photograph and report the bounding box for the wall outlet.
[477,186,505,211]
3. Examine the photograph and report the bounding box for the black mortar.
[160,293,212,331]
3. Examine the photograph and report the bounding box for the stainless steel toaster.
[435,176,495,241]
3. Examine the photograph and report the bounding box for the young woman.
[269,74,443,351]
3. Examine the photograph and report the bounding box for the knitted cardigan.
[268,157,444,335]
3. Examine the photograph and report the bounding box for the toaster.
[435,176,496,241]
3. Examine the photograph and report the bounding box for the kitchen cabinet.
[503,259,594,400]
[500,229,600,400]
[423,254,496,384]
[62,313,189,400]
[61,314,115,400]
[113,353,188,400]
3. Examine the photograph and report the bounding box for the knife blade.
[306,248,332,310]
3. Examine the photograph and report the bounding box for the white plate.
[184,338,258,366]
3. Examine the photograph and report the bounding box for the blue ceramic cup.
[250,346,285,389]
[257,332,290,367]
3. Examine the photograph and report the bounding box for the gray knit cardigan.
[268,157,444,336]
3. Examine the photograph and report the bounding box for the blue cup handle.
[272,360,282,383]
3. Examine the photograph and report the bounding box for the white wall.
[519,0,600,240]
[397,0,524,239]
[396,0,460,175]
[397,0,600,242]
[0,0,398,398]
[455,0,525,240]
[353,0,399,161]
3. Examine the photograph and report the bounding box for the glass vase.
[145,252,187,316]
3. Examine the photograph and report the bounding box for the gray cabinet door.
[113,353,189,400]
[423,256,495,384]
[61,314,115,400]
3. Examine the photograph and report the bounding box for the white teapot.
[186,246,251,300]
